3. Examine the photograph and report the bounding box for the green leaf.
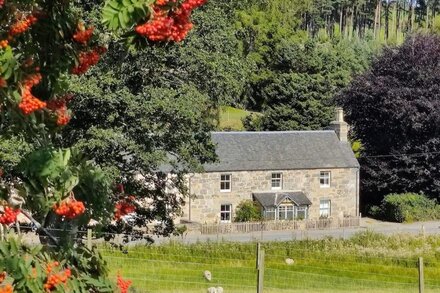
[63,148,71,167]
[102,0,149,30]
[0,242,9,257]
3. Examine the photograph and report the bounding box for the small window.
[271,173,282,190]
[220,174,231,192]
[295,206,308,220]
[220,204,232,222]
[320,171,331,188]
[278,205,294,220]
[264,207,276,220]
[320,200,331,218]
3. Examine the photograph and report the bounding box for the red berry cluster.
[71,47,106,75]
[0,272,6,283]
[0,40,8,49]
[0,206,20,225]
[43,262,71,292]
[135,0,205,42]
[155,0,168,5]
[73,25,94,44]
[0,78,6,88]
[0,285,13,293]
[114,197,136,220]
[116,274,132,293]
[53,200,85,219]
[55,107,70,126]
[18,73,47,115]
[9,15,38,36]
[46,95,73,126]
[0,0,4,8]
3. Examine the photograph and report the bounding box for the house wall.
[182,168,359,224]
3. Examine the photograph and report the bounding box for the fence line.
[4,226,440,292]
[199,216,360,235]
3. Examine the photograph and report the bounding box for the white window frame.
[220,174,231,192]
[220,204,232,223]
[277,205,294,220]
[295,206,308,220]
[264,207,276,220]
[319,200,331,218]
[319,171,331,188]
[271,172,283,190]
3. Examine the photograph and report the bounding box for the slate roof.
[253,191,312,208]
[204,131,359,172]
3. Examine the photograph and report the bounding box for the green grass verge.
[218,106,256,131]
[101,231,440,292]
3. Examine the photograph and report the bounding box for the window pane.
[320,171,330,187]
[271,173,282,189]
[319,200,331,217]
[286,208,294,220]
[272,173,281,179]
[265,209,275,220]
[220,174,231,191]
[220,204,231,222]
[221,174,230,181]
[224,182,230,190]
[278,206,285,220]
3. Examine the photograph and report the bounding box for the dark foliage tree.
[337,33,440,208]
[243,38,372,131]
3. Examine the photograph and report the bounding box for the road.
[155,218,440,244]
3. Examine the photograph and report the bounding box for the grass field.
[100,231,440,293]
[218,106,257,131]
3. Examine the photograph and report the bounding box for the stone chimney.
[329,107,348,142]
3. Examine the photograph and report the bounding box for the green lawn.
[100,231,440,292]
[218,106,257,131]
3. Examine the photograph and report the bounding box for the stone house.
[181,109,359,224]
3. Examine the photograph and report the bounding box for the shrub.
[234,200,262,222]
[379,193,440,223]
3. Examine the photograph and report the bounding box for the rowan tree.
[0,0,206,291]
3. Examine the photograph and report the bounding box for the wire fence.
[4,227,440,293]
[95,234,440,293]
[97,241,440,293]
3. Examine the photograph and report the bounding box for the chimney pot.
[329,107,348,142]
[336,107,344,122]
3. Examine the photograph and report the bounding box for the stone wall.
[182,168,359,224]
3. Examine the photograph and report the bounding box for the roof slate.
[253,191,312,208]
[204,131,359,172]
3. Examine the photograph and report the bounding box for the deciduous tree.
[337,34,440,208]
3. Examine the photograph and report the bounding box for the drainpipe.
[356,168,360,217]
[188,173,195,222]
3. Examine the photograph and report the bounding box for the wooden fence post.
[418,257,424,293]
[256,243,265,293]
[87,228,92,250]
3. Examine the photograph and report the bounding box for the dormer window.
[271,173,282,190]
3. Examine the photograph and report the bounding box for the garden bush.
[372,193,440,222]
[234,200,262,222]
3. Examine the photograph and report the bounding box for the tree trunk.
[340,6,344,35]
[410,0,415,31]
[378,0,382,39]
[374,0,379,37]
[385,3,388,40]
[374,0,382,39]
[395,1,400,37]
[426,2,430,28]
[39,212,79,248]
